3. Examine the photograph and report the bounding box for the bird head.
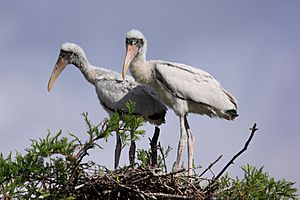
[122,29,147,80]
[47,43,87,92]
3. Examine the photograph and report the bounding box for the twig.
[206,123,258,194]
[106,174,153,200]
[145,192,194,199]
[1,184,9,200]
[158,142,168,173]
[214,123,258,180]
[199,155,223,177]
[155,168,186,177]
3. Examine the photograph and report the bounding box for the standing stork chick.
[122,29,238,175]
[48,43,167,169]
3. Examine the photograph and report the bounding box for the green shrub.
[0,104,297,199]
[216,164,298,199]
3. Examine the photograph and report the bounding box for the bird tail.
[225,109,239,120]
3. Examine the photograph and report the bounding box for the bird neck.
[73,57,98,85]
[139,42,147,61]
[130,59,152,85]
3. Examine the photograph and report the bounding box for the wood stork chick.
[48,43,167,168]
[122,29,238,175]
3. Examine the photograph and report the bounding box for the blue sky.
[1,1,299,192]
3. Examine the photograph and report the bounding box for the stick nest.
[73,165,207,200]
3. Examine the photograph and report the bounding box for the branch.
[205,123,258,194]
[214,123,258,181]
[158,142,168,173]
[146,192,195,199]
[199,155,223,177]
[205,123,258,195]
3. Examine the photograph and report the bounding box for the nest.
[69,123,258,199]
[73,165,207,200]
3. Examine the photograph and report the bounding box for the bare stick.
[146,192,195,199]
[158,142,168,173]
[214,123,258,181]
[199,155,223,177]
[205,123,258,196]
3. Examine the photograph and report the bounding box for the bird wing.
[151,60,238,110]
[95,74,167,125]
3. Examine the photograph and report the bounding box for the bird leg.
[184,116,195,176]
[150,126,160,167]
[129,131,136,165]
[175,116,187,171]
[114,130,122,169]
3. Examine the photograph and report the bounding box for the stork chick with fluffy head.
[122,29,238,175]
[48,43,167,169]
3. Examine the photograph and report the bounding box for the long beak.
[47,56,67,92]
[122,45,138,80]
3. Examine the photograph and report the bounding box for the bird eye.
[126,38,143,47]
[126,38,144,47]
[60,51,67,58]
[135,39,144,47]
[126,38,133,45]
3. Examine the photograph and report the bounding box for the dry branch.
[199,155,223,177]
[214,123,258,180]
[206,123,258,194]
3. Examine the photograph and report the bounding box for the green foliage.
[216,164,298,199]
[0,104,298,199]
[115,101,146,147]
[137,145,172,172]
[0,102,146,199]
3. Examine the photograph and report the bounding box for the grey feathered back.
[94,73,167,126]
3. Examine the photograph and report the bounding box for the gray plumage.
[94,72,166,125]
[47,42,167,168]
[122,29,238,175]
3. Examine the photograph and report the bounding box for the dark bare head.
[122,29,147,80]
[47,43,87,91]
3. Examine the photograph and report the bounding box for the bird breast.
[129,61,153,85]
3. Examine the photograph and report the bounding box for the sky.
[1,1,300,192]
